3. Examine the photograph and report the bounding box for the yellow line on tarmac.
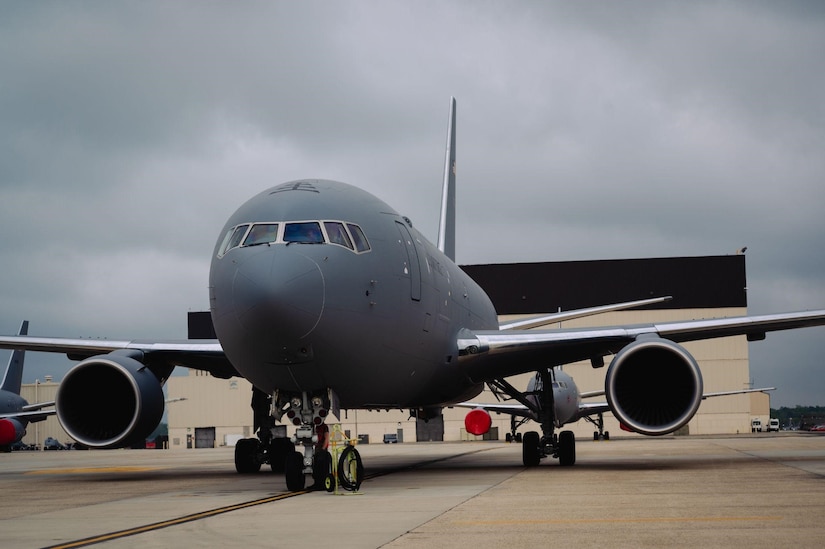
[42,490,308,549]
[26,466,162,475]
[454,515,783,526]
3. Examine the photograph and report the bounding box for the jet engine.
[0,417,26,446]
[56,351,164,449]
[605,337,703,436]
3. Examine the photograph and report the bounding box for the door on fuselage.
[395,221,422,301]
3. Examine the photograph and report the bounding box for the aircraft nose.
[231,247,325,341]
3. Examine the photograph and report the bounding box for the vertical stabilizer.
[437,97,457,261]
[0,321,29,394]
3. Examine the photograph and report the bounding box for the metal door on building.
[415,414,444,442]
[194,427,216,448]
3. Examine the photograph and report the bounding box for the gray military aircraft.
[456,368,776,462]
[1,98,824,489]
[0,321,55,451]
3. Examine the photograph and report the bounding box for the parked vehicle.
[383,433,398,444]
[751,419,762,433]
[9,441,37,451]
[44,437,67,450]
[766,418,780,432]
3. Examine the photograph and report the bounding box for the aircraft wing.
[0,408,55,423]
[458,309,825,381]
[455,387,775,424]
[498,296,672,330]
[0,336,238,379]
[453,400,608,423]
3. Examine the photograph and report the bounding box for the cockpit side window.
[284,222,324,243]
[219,224,250,256]
[324,221,353,250]
[347,223,371,252]
[244,223,279,246]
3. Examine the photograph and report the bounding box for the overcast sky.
[1,2,823,407]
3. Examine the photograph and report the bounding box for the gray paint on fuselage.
[209,180,499,408]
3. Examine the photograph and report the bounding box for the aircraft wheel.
[285,451,306,491]
[337,445,364,491]
[604,431,610,441]
[234,438,262,474]
[268,438,292,473]
[593,431,599,441]
[312,449,332,489]
[558,430,576,466]
[505,433,513,443]
[522,431,540,467]
[515,433,522,443]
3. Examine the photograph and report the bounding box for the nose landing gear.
[236,387,362,492]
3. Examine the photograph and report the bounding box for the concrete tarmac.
[2,433,824,548]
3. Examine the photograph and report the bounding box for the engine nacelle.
[605,337,703,436]
[464,408,493,436]
[56,351,164,449]
[0,418,26,445]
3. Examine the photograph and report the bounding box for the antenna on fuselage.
[437,97,456,262]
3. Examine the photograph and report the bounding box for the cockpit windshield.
[283,222,324,244]
[218,220,371,257]
[244,223,279,246]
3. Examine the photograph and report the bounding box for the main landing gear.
[235,387,362,492]
[585,412,610,441]
[521,428,576,467]
[489,369,576,467]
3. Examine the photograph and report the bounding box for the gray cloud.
[1,1,823,407]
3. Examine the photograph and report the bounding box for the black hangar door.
[194,427,216,449]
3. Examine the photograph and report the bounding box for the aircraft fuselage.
[209,180,499,409]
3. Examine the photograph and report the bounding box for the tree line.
[770,406,825,430]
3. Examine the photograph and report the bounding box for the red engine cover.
[464,408,492,436]
[0,419,20,445]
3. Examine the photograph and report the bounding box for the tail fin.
[437,97,457,261]
[0,321,29,394]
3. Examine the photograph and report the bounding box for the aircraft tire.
[593,431,599,441]
[522,431,540,467]
[558,430,575,466]
[285,451,306,491]
[604,431,610,441]
[234,438,262,474]
[268,438,292,473]
[337,445,364,491]
[313,449,332,489]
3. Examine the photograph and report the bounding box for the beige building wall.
[18,380,69,447]
[166,306,767,446]
[167,371,256,449]
[749,391,772,431]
